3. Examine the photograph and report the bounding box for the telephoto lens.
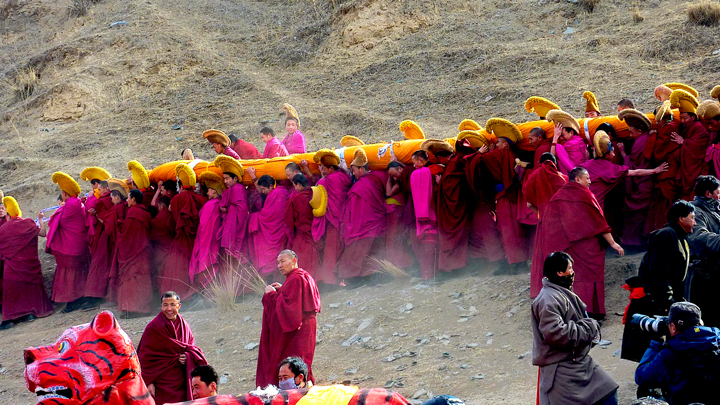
[630,314,670,337]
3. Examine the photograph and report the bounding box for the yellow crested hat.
[399,120,425,140]
[479,128,496,144]
[175,163,197,188]
[199,171,226,195]
[654,85,672,102]
[458,119,482,132]
[52,172,81,197]
[203,129,231,147]
[697,100,720,120]
[309,184,328,217]
[213,155,244,179]
[583,91,600,114]
[664,82,699,99]
[618,108,652,132]
[711,85,720,101]
[456,130,486,148]
[341,135,364,147]
[485,118,522,143]
[420,139,454,156]
[670,89,699,114]
[284,103,299,124]
[524,96,561,119]
[313,149,341,167]
[80,167,111,182]
[546,109,580,134]
[127,160,150,190]
[655,100,673,123]
[350,148,368,167]
[107,178,129,198]
[3,196,21,218]
[593,130,613,158]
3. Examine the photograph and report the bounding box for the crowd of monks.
[1,84,719,326]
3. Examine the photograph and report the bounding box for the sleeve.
[687,211,720,261]
[535,297,599,350]
[284,198,296,235]
[635,340,672,387]
[224,147,240,159]
[274,276,305,333]
[642,231,675,288]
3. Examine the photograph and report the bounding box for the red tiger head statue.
[24,311,152,405]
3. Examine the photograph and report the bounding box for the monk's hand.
[88,208,96,215]
[616,142,626,155]
[270,282,282,290]
[434,175,441,184]
[148,383,155,397]
[553,123,562,142]
[479,145,489,154]
[264,285,276,294]
[247,167,256,180]
[611,242,624,256]
[37,212,44,220]
[219,206,228,213]
[300,159,310,169]
[670,132,684,145]
[178,353,187,365]
[654,162,669,173]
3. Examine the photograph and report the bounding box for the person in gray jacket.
[531,251,618,405]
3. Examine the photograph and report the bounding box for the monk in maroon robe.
[85,186,114,302]
[149,197,174,292]
[230,135,262,159]
[540,168,624,316]
[0,208,6,304]
[217,178,248,261]
[285,175,321,279]
[621,129,655,246]
[384,162,415,270]
[105,191,128,303]
[138,292,207,404]
[645,117,681,233]
[261,128,289,158]
[676,113,710,200]
[523,155,567,297]
[189,190,222,289]
[116,190,153,314]
[311,166,351,285]
[256,250,321,388]
[0,201,53,329]
[248,174,289,278]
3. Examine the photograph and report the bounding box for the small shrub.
[10,68,39,101]
[67,0,88,17]
[579,0,600,13]
[687,1,720,26]
[632,9,644,23]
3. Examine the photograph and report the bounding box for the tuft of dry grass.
[201,269,242,312]
[631,9,644,23]
[370,257,411,279]
[579,0,600,13]
[687,1,720,26]
[233,257,268,296]
[67,0,88,17]
[6,68,39,101]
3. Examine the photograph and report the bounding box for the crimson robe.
[0,216,5,302]
[161,190,206,299]
[337,171,388,279]
[0,217,54,321]
[311,171,351,284]
[85,192,114,298]
[282,130,307,155]
[285,188,322,279]
[46,196,89,303]
[678,120,709,200]
[84,192,98,239]
[556,134,589,175]
[222,146,240,160]
[523,161,568,297]
[105,202,128,303]
[116,204,153,313]
[217,183,249,261]
[189,198,222,288]
[138,313,208,404]
[435,154,472,271]
[232,140,262,159]
[706,143,720,179]
[385,165,415,270]
[645,121,681,233]
[410,167,438,279]
[263,138,289,158]
[149,208,174,292]
[249,187,290,275]
[140,187,156,211]
[582,158,629,210]
[541,182,612,315]
[256,268,321,388]
[622,133,654,246]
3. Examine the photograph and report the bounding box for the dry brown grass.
[579,0,600,13]
[6,68,39,101]
[687,1,720,26]
[370,257,411,279]
[198,255,266,312]
[67,0,89,17]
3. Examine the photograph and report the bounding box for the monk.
[671,89,709,200]
[216,157,249,262]
[285,174,321,279]
[84,180,114,307]
[0,200,5,304]
[203,129,241,159]
[189,173,224,288]
[261,127,289,158]
[39,173,89,313]
[0,196,53,330]
[149,196,174,292]
[256,250,320,388]
[547,110,589,175]
[229,133,261,159]
[247,174,289,278]
[541,167,624,317]
[410,152,439,279]
[311,150,351,285]
[115,190,153,315]
[384,161,414,270]
[282,116,306,154]
[138,291,208,404]
[80,167,111,242]
[128,160,156,212]
[523,153,568,297]
[336,149,388,287]
[105,188,129,303]
[703,106,720,176]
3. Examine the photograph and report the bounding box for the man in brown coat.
[531,251,618,405]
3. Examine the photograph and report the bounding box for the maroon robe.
[85,192,114,298]
[46,196,89,303]
[149,208,174,292]
[217,183,249,261]
[0,216,5,303]
[523,161,568,297]
[161,189,207,299]
[256,268,321,388]
[385,165,415,270]
[105,202,128,303]
[435,155,472,271]
[622,133,654,246]
[582,158,629,210]
[138,312,208,404]
[312,171,351,284]
[678,120,710,200]
[0,217,54,321]
[285,188,321,279]
[464,156,505,264]
[248,187,290,276]
[541,182,612,315]
[645,121,681,233]
[116,205,153,313]
[232,139,262,159]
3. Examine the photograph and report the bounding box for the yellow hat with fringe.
[52,172,81,197]
[593,130,612,158]
[711,85,720,101]
[479,128,496,144]
[458,119,482,132]
[80,167,111,182]
[654,85,672,102]
[310,184,328,217]
[697,100,720,120]
[213,155,245,179]
[486,118,522,143]
[341,135,364,147]
[350,148,368,167]
[546,109,580,134]
[203,129,231,147]
[670,89,699,114]
[127,160,150,190]
[313,149,341,167]
[421,139,454,155]
[524,96,561,118]
[107,178,129,198]
[456,130,486,148]
[664,82,699,99]
[175,164,196,188]
[583,91,600,114]
[618,108,652,132]
[3,196,21,218]
[399,120,425,140]
[655,100,673,123]
[284,103,299,123]
[199,171,226,195]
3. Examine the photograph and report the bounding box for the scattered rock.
[486,332,494,337]
[713,49,720,56]
[219,373,230,384]
[342,334,361,347]
[244,342,259,350]
[518,351,531,359]
[486,339,493,345]
[471,374,485,380]
[357,318,373,332]
[412,389,427,399]
[345,368,358,375]
[457,318,469,323]
[418,338,430,345]
[460,364,469,369]
[405,303,414,311]
[598,340,612,347]
[243,316,251,322]
[563,27,576,35]
[329,303,341,309]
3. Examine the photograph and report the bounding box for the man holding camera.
[635,302,720,405]
[531,251,619,405]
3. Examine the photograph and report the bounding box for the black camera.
[630,314,670,337]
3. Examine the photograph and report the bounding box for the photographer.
[531,252,618,405]
[635,302,720,405]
